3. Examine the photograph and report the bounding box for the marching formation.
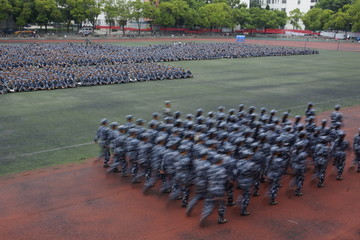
[94,101,358,226]
[0,42,318,94]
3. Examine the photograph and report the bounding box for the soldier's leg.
[217,199,227,224]
[253,177,260,196]
[295,170,304,196]
[186,190,205,216]
[120,154,128,176]
[270,178,279,205]
[169,179,181,200]
[131,163,140,183]
[200,197,215,226]
[336,157,345,180]
[104,147,110,166]
[181,185,190,207]
[226,181,235,206]
[241,188,251,216]
[318,165,326,187]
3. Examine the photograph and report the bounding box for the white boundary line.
[0,142,93,161]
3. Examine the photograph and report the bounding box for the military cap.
[186,113,193,119]
[136,118,145,124]
[224,145,235,153]
[117,125,126,131]
[199,149,208,156]
[295,115,301,120]
[334,104,341,110]
[128,128,138,135]
[196,108,204,114]
[207,111,214,117]
[152,112,160,117]
[126,115,133,120]
[234,137,245,144]
[156,135,167,143]
[213,154,223,163]
[228,109,235,114]
[166,141,178,148]
[100,118,109,125]
[205,140,217,147]
[232,124,240,130]
[308,102,313,106]
[110,122,119,128]
[218,106,225,111]
[242,150,254,158]
[178,144,189,152]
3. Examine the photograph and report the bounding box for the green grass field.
[0,43,359,176]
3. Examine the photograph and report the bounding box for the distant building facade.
[261,0,318,29]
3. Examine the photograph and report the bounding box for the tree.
[324,8,352,30]
[0,0,12,22]
[155,0,190,28]
[129,0,144,35]
[198,2,234,30]
[347,0,360,31]
[232,7,251,28]
[102,0,117,35]
[289,8,303,29]
[302,8,334,30]
[155,2,176,27]
[8,0,35,28]
[85,0,102,30]
[273,9,287,29]
[316,0,353,12]
[116,0,131,36]
[34,0,61,30]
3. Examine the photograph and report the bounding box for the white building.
[261,0,318,29]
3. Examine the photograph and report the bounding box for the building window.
[282,0,286,3]
[272,0,274,3]
[281,8,286,11]
[310,5,314,8]
[267,0,270,3]
[298,0,301,4]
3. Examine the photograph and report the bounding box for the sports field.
[0,42,359,176]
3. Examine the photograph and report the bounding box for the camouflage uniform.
[313,137,330,187]
[94,118,111,167]
[186,150,211,216]
[199,155,228,226]
[353,129,360,172]
[332,132,349,180]
[291,142,308,196]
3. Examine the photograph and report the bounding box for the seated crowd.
[0,42,318,94]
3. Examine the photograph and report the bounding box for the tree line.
[303,0,360,32]
[0,0,359,33]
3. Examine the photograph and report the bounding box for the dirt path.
[1,106,360,240]
[1,37,359,51]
